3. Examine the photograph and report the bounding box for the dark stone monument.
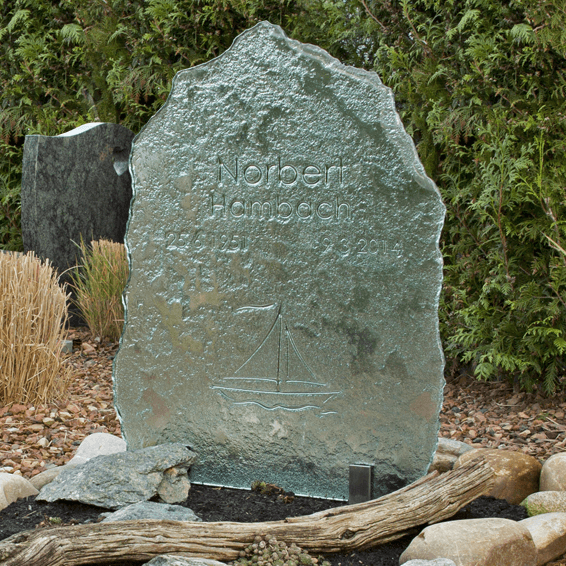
[113,22,445,500]
[21,122,134,281]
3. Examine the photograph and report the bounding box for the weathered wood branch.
[0,459,494,566]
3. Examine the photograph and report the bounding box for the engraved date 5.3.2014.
[314,236,402,259]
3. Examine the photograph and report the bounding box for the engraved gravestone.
[21,122,134,279]
[113,22,445,500]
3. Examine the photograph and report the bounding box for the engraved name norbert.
[217,156,344,186]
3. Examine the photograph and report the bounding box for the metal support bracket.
[349,464,372,504]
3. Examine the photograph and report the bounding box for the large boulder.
[521,491,566,516]
[69,432,126,466]
[540,453,566,491]
[0,473,38,511]
[520,512,566,566]
[428,438,474,473]
[454,448,541,504]
[36,443,197,509]
[399,518,536,566]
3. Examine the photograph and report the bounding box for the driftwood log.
[0,459,494,566]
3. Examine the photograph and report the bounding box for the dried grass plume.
[69,238,128,342]
[0,251,71,405]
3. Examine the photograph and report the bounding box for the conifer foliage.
[1,0,565,391]
[292,0,566,392]
[0,0,299,248]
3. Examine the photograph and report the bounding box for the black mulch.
[0,484,528,566]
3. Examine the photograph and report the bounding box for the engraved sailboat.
[211,303,340,411]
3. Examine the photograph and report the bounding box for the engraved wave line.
[214,390,334,412]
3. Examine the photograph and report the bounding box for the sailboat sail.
[211,303,340,411]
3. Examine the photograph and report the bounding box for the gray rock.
[156,465,192,504]
[30,461,80,491]
[61,339,73,353]
[21,122,134,287]
[113,20,445,501]
[143,557,227,566]
[36,443,196,509]
[101,501,201,522]
[32,434,127,491]
[428,438,474,473]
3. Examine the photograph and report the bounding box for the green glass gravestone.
[113,22,445,500]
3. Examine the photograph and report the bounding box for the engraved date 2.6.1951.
[165,231,249,253]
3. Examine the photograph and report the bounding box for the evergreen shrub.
[291,0,566,393]
[2,0,566,391]
[0,0,301,248]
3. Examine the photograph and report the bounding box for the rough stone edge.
[114,21,447,467]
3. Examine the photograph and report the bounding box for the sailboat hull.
[211,385,340,411]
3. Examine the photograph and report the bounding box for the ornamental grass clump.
[69,238,128,342]
[0,251,71,405]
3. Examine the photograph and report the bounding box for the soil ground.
[2,327,566,564]
[0,488,527,566]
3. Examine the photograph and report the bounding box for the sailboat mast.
[285,322,290,385]
[276,304,282,392]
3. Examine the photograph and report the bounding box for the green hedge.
[0,0,301,247]
[2,0,566,392]
[293,0,566,393]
